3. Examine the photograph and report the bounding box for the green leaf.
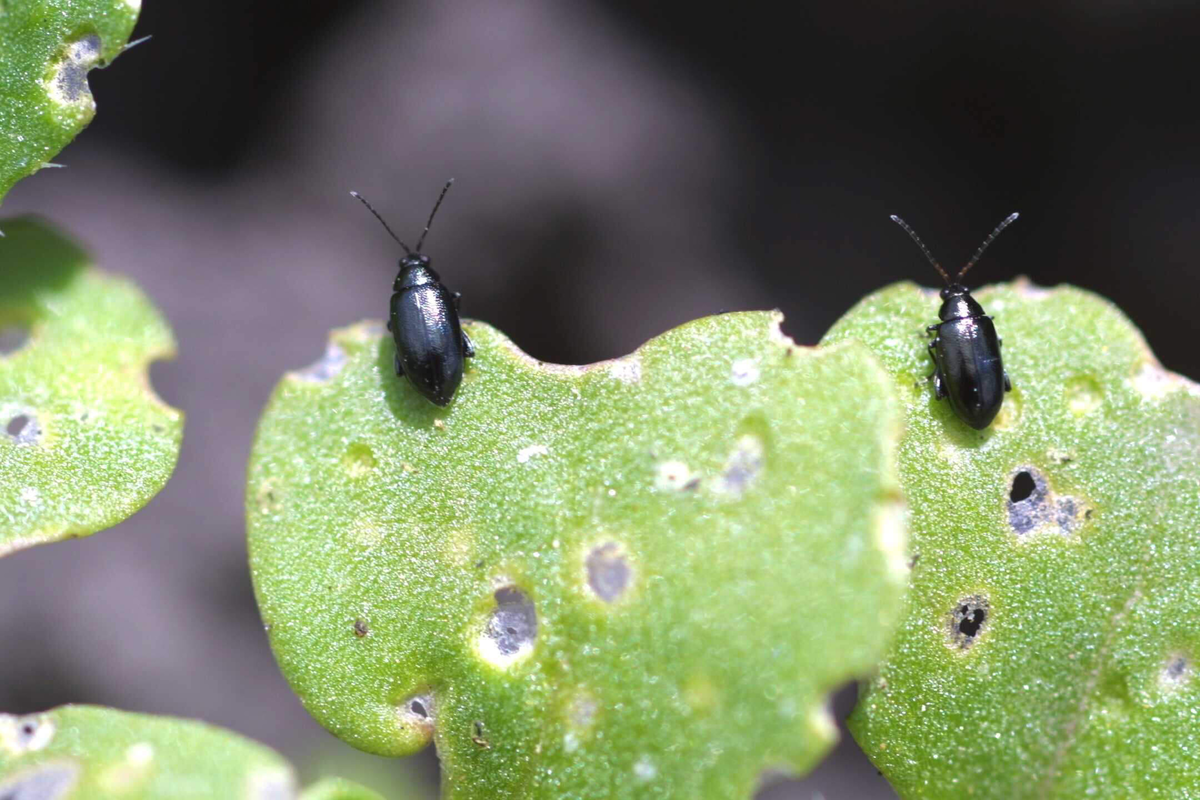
[0,0,140,207]
[823,280,1200,799]
[0,216,181,556]
[247,312,907,799]
[0,706,384,799]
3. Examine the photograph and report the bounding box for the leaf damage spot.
[4,411,42,445]
[632,755,657,782]
[607,355,641,384]
[478,586,537,667]
[1066,375,1103,416]
[1159,653,1192,692]
[255,479,282,515]
[293,342,346,383]
[0,762,79,800]
[517,444,549,464]
[353,618,370,637]
[471,720,491,749]
[1006,467,1088,538]
[655,460,697,491]
[586,542,632,603]
[0,714,55,755]
[1130,360,1200,402]
[341,443,376,477]
[730,358,761,386]
[44,35,102,108]
[396,693,436,745]
[948,595,989,650]
[712,434,765,496]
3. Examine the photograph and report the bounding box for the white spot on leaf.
[607,356,641,384]
[655,460,696,491]
[730,358,760,386]
[712,435,765,496]
[633,756,657,782]
[0,713,55,754]
[517,444,549,464]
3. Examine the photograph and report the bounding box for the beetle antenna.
[415,178,454,253]
[959,212,1019,281]
[350,191,411,254]
[890,214,950,284]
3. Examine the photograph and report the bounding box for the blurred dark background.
[3,1,1199,797]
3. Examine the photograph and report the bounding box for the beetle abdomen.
[934,315,1006,430]
[390,284,466,406]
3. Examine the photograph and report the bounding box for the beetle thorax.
[394,254,440,291]
[938,284,984,321]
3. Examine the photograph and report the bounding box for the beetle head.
[938,284,985,321]
[396,254,439,289]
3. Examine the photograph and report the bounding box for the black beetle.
[889,212,1018,430]
[350,180,474,407]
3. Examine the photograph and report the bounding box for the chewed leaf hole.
[1010,471,1036,502]
[0,325,30,355]
[46,35,102,106]
[948,595,989,649]
[713,434,766,496]
[586,542,631,603]
[478,585,537,667]
[1160,654,1192,692]
[0,762,79,800]
[3,411,41,445]
[1006,466,1087,538]
[396,692,436,745]
[295,342,346,382]
[0,713,55,754]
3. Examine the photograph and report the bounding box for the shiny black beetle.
[890,212,1018,430]
[351,180,474,406]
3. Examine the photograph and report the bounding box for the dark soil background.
[3,2,1198,797]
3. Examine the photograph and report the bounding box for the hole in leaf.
[1006,466,1086,538]
[47,35,101,105]
[586,542,631,603]
[3,412,40,445]
[396,692,436,745]
[0,325,30,355]
[1010,471,1036,502]
[948,595,989,649]
[479,585,537,666]
[1,714,54,753]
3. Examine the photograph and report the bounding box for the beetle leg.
[1004,372,1012,392]
[393,351,404,377]
[387,319,393,332]
[932,369,947,399]
[461,329,476,358]
[453,291,463,310]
